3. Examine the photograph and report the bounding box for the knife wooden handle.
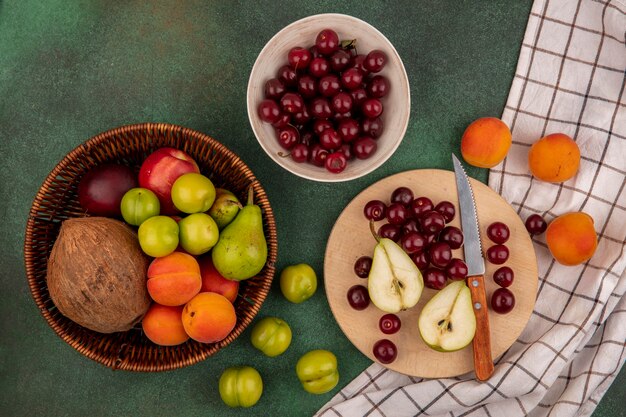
[466,274,494,381]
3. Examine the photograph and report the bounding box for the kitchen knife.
[452,154,494,381]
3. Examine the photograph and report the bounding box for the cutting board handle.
[467,274,494,381]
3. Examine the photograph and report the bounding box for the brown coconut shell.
[47,217,151,333]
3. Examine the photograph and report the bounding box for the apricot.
[546,212,597,266]
[147,252,202,306]
[528,133,580,182]
[142,303,189,346]
[461,117,512,168]
[182,292,237,343]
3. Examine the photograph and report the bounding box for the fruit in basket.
[147,252,202,306]
[141,304,189,346]
[171,173,216,214]
[368,223,424,313]
[139,147,200,215]
[280,263,318,303]
[198,256,239,303]
[78,164,138,217]
[296,349,339,394]
[182,292,237,343]
[120,188,160,226]
[219,366,263,408]
[418,280,476,352]
[250,317,292,357]
[212,188,268,281]
[138,215,179,257]
[546,212,597,266]
[209,188,242,229]
[528,133,580,182]
[461,117,512,168]
[178,213,219,256]
[47,217,150,333]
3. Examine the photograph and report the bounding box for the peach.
[147,252,202,306]
[139,147,200,215]
[461,117,512,168]
[182,292,237,343]
[198,256,239,303]
[142,303,189,346]
[546,212,597,266]
[528,133,580,182]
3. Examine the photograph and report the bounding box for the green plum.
[178,213,219,256]
[219,366,263,408]
[171,173,216,214]
[296,350,339,394]
[120,188,160,226]
[250,317,292,357]
[138,216,179,257]
[280,263,318,303]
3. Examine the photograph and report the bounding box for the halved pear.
[368,238,424,313]
[418,280,476,352]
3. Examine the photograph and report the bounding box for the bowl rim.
[23,122,278,371]
[246,13,411,183]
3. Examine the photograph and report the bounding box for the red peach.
[139,147,200,215]
[198,256,239,303]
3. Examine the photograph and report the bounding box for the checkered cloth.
[317,0,626,416]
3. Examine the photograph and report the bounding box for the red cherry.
[288,46,312,71]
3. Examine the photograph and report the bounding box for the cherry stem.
[277,151,291,158]
[369,220,381,243]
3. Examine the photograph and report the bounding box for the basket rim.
[23,122,278,372]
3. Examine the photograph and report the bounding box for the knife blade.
[452,154,494,381]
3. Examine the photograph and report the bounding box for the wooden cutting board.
[324,169,538,378]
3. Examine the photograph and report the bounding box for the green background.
[1,1,623,416]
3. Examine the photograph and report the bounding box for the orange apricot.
[546,212,597,266]
[147,252,202,306]
[461,117,512,168]
[142,303,189,346]
[182,292,237,343]
[528,133,580,182]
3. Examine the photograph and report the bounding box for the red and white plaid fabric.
[317,0,625,416]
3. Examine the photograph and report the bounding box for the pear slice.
[368,237,424,313]
[418,280,476,352]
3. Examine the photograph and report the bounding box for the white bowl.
[247,13,411,182]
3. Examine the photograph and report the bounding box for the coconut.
[47,217,151,333]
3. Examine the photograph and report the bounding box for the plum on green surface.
[280,263,317,303]
[218,366,263,408]
[296,350,339,394]
[250,317,292,357]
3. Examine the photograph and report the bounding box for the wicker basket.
[24,123,277,371]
